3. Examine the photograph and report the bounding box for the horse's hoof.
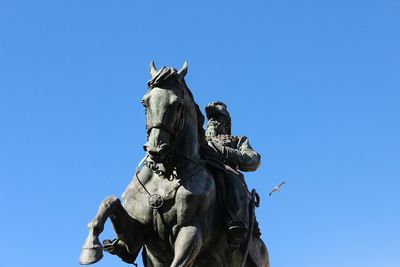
[79,236,103,265]
[79,246,103,265]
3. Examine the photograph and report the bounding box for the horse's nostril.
[143,144,154,155]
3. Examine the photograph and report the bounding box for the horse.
[79,62,270,267]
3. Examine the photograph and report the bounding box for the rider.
[205,101,261,247]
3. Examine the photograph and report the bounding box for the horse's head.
[142,61,188,163]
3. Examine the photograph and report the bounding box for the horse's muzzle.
[143,143,169,163]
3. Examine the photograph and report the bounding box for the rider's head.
[205,101,231,136]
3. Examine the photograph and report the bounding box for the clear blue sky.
[1,1,399,266]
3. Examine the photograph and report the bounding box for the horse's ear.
[177,61,188,79]
[150,61,158,79]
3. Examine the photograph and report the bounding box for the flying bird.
[269,181,286,196]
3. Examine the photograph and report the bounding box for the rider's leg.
[170,226,202,267]
[224,171,249,246]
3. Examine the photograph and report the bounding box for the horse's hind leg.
[79,195,119,265]
[170,226,202,267]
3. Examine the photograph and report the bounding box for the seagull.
[269,181,286,196]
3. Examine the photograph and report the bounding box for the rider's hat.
[205,101,231,134]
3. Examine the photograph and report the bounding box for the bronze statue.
[79,62,269,267]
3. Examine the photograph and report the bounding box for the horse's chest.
[122,174,179,225]
[122,168,214,242]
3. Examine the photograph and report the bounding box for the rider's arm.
[231,136,261,172]
[210,136,261,172]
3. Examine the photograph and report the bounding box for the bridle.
[143,84,186,179]
[145,107,185,139]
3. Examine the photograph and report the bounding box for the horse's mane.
[147,67,208,150]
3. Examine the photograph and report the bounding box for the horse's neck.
[175,100,201,161]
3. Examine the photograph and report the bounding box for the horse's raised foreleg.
[170,226,202,267]
[106,197,145,264]
[79,195,120,265]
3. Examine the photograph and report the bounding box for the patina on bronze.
[79,62,269,267]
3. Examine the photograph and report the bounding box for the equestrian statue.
[79,62,270,267]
